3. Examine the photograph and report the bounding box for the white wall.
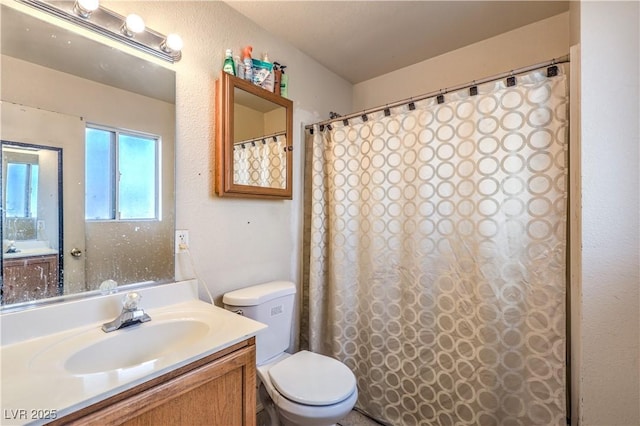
[353,12,570,111]
[579,2,640,424]
[37,150,59,247]
[102,1,353,315]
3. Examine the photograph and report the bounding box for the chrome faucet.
[102,292,151,333]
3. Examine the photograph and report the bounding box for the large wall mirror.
[215,71,293,199]
[0,3,176,308]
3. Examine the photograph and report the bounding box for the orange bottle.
[241,46,253,82]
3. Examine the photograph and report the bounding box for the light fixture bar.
[15,0,182,63]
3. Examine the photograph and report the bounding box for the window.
[5,162,38,218]
[85,125,160,220]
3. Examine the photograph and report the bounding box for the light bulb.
[74,0,99,18]
[121,13,145,37]
[78,0,99,12]
[161,33,183,53]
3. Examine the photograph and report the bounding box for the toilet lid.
[268,351,356,406]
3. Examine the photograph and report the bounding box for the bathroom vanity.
[0,280,265,426]
[50,338,256,425]
[2,253,59,304]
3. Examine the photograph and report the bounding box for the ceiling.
[225,1,569,84]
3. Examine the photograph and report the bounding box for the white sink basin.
[28,308,229,377]
[63,320,210,374]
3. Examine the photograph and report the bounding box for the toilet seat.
[268,350,356,406]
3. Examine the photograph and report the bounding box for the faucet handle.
[123,292,142,310]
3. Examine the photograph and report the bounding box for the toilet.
[223,281,357,426]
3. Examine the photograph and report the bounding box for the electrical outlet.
[175,230,189,253]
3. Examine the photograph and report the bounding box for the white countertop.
[3,240,58,260]
[0,280,266,425]
[3,248,58,259]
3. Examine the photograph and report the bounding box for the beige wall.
[234,103,266,142]
[232,104,287,143]
[579,2,639,424]
[264,108,287,135]
[353,12,570,111]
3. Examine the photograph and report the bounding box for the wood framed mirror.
[215,71,293,199]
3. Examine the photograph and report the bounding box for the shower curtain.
[233,134,287,188]
[302,69,568,425]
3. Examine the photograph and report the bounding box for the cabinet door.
[68,344,256,426]
[2,255,59,304]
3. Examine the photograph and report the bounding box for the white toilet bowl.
[257,351,358,426]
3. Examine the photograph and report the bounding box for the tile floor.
[337,409,385,426]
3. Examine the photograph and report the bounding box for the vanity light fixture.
[16,0,183,62]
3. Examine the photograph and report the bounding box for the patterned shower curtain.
[233,134,287,188]
[302,69,568,425]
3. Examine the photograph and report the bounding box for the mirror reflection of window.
[85,128,115,220]
[5,162,38,218]
[85,126,160,221]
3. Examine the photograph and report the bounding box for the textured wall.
[352,12,570,111]
[580,2,640,424]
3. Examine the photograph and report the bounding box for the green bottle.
[223,49,236,76]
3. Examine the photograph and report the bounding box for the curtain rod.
[305,54,570,130]
[233,130,286,146]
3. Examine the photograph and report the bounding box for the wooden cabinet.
[215,71,293,199]
[49,338,257,426]
[2,254,59,304]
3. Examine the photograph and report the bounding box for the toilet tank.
[223,281,296,365]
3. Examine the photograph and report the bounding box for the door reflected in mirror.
[2,141,62,304]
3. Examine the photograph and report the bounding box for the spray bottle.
[241,46,253,83]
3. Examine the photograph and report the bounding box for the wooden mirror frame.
[214,71,293,199]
